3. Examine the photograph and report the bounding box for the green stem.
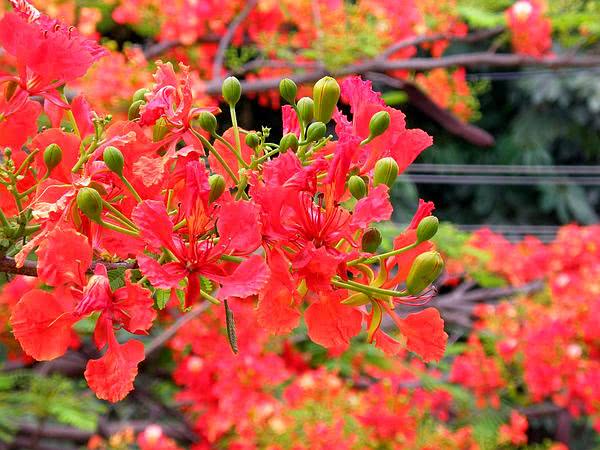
[229,105,243,163]
[332,278,409,298]
[15,149,39,176]
[192,130,240,184]
[99,219,140,237]
[200,289,221,305]
[348,241,419,266]
[102,200,137,229]
[0,208,10,228]
[215,134,249,169]
[220,254,243,263]
[120,175,143,203]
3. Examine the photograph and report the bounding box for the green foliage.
[0,371,105,442]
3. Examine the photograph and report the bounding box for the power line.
[467,67,600,81]
[407,163,600,175]
[405,174,600,185]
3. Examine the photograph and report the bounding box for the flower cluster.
[0,1,447,402]
[506,0,552,57]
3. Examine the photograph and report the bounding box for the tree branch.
[212,0,258,78]
[0,257,137,277]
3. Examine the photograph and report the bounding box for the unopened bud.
[341,292,371,306]
[128,99,144,120]
[279,133,299,153]
[361,228,382,253]
[245,132,260,149]
[313,76,340,124]
[43,143,62,172]
[306,122,326,142]
[103,146,124,177]
[279,78,297,105]
[297,97,314,123]
[222,76,242,106]
[406,251,444,295]
[76,187,103,223]
[153,117,169,142]
[416,216,439,243]
[132,88,150,103]
[208,174,226,203]
[373,157,399,188]
[348,175,367,200]
[368,111,391,139]
[199,112,217,135]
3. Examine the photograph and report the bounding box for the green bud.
[406,251,444,295]
[279,78,297,105]
[76,187,103,223]
[368,111,391,139]
[416,216,439,243]
[305,122,326,143]
[153,117,169,142]
[341,292,371,306]
[43,143,62,172]
[279,133,299,153]
[208,174,226,203]
[245,132,260,149]
[313,76,340,124]
[132,88,150,103]
[222,76,242,106]
[373,157,399,188]
[199,112,218,135]
[361,228,382,253]
[103,146,124,177]
[348,175,367,200]
[296,97,314,123]
[128,99,144,120]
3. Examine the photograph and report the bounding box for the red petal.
[351,184,393,228]
[305,291,362,349]
[217,199,262,255]
[114,274,157,334]
[398,308,447,362]
[36,227,92,287]
[137,255,186,289]
[132,200,176,252]
[214,255,270,299]
[10,289,77,361]
[84,337,145,402]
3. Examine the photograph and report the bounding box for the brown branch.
[366,72,495,146]
[0,257,137,277]
[145,303,209,357]
[212,0,258,78]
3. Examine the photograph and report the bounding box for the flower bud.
[153,117,169,142]
[368,111,390,139]
[76,187,103,223]
[297,97,314,123]
[373,157,399,188]
[305,122,326,143]
[348,175,367,199]
[279,133,299,153]
[416,216,439,243]
[406,251,444,295]
[279,78,297,104]
[208,174,226,203]
[313,76,340,124]
[361,228,382,253]
[103,146,124,177]
[199,111,218,135]
[43,143,62,172]
[245,132,260,149]
[128,99,144,120]
[132,88,150,103]
[222,76,242,106]
[341,292,371,306]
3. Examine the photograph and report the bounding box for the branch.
[366,72,495,146]
[212,0,258,78]
[0,257,137,277]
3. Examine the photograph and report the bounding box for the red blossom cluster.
[506,0,552,57]
[0,1,448,403]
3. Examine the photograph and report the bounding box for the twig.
[144,304,209,357]
[212,0,258,78]
[0,257,137,277]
